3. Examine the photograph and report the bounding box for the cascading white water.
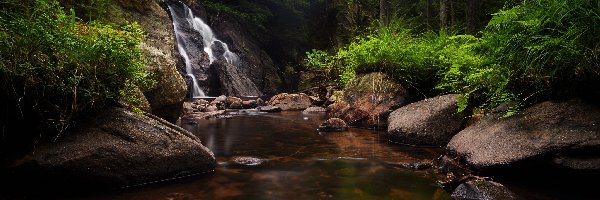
[177,43,206,97]
[168,2,241,98]
[183,8,239,65]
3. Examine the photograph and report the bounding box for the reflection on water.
[82,110,450,200]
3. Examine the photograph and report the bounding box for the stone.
[318,118,348,132]
[183,102,195,114]
[134,0,187,122]
[225,96,243,107]
[9,107,216,189]
[256,98,266,106]
[242,100,258,109]
[447,99,600,170]
[230,156,264,166]
[267,93,312,111]
[386,94,467,147]
[328,73,408,128]
[451,179,519,200]
[229,101,243,109]
[193,99,209,105]
[208,60,262,97]
[206,105,219,112]
[259,106,282,113]
[303,107,327,114]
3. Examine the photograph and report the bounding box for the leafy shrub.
[441,0,600,115]
[309,0,600,116]
[0,0,153,138]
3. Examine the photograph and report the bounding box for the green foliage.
[310,0,600,116]
[305,49,330,69]
[0,0,153,136]
[442,0,600,115]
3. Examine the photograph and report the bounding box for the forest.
[1,0,599,199]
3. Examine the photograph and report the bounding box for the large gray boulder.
[328,73,409,128]
[10,107,216,188]
[448,99,600,170]
[387,94,467,146]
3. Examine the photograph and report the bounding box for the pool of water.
[76,110,450,200]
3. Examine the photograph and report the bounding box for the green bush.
[309,0,600,116]
[442,0,600,115]
[0,0,153,137]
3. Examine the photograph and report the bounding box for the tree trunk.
[466,0,481,34]
[440,0,449,30]
[380,0,392,26]
[426,0,433,30]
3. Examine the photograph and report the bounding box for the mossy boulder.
[328,72,409,128]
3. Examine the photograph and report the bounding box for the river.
[80,109,450,200]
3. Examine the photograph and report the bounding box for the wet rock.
[206,105,219,112]
[203,5,282,95]
[242,100,258,109]
[325,89,343,106]
[9,107,216,189]
[210,96,227,110]
[309,96,325,106]
[214,95,227,103]
[228,101,243,109]
[434,155,476,192]
[386,94,467,147]
[303,107,327,114]
[193,99,210,105]
[391,162,433,170]
[259,106,282,113]
[451,179,519,200]
[230,156,264,166]
[208,60,262,97]
[267,93,313,111]
[183,102,195,114]
[318,118,348,132]
[256,98,266,106]
[448,99,600,170]
[328,73,408,128]
[226,96,243,106]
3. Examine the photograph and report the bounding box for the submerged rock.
[9,107,216,189]
[448,99,600,170]
[451,179,518,200]
[386,94,467,147]
[328,73,408,128]
[267,93,313,111]
[230,156,264,166]
[259,106,282,113]
[318,118,348,132]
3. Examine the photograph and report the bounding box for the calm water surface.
[82,110,450,200]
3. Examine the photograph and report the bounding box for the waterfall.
[167,0,261,97]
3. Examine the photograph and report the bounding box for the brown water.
[78,110,450,200]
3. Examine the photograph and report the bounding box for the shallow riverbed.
[82,110,450,200]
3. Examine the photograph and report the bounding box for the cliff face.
[179,0,283,95]
[115,0,188,121]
